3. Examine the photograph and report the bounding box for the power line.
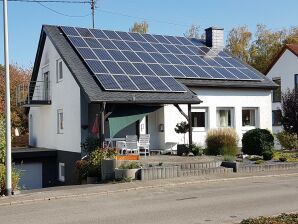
[37,2,91,17]
[5,0,91,3]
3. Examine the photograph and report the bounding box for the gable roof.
[265,44,298,75]
[30,25,277,106]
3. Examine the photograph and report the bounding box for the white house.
[17,25,276,185]
[266,44,298,136]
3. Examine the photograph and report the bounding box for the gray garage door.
[15,163,43,190]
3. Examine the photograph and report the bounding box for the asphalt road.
[1,174,298,224]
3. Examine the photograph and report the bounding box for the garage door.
[15,163,43,190]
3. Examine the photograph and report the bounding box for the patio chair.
[125,135,139,155]
[138,134,150,157]
[116,141,126,155]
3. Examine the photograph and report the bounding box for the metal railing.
[16,81,51,106]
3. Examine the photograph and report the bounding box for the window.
[295,74,298,92]
[272,78,281,102]
[57,109,64,133]
[56,59,63,82]
[191,108,207,129]
[242,108,256,127]
[272,110,282,126]
[217,108,233,127]
[58,162,65,182]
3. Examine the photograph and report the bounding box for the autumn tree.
[129,21,149,33]
[0,64,31,133]
[184,24,200,39]
[281,89,298,135]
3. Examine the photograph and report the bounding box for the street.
[0,174,298,224]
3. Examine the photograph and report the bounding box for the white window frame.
[56,59,63,82]
[58,162,65,182]
[191,107,208,132]
[242,107,258,130]
[57,109,64,134]
[216,107,234,128]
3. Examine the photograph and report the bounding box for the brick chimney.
[205,27,224,49]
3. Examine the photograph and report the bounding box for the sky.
[0,0,298,68]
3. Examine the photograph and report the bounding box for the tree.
[129,21,148,34]
[281,89,298,135]
[174,121,189,144]
[226,26,252,63]
[184,24,200,39]
[0,64,31,133]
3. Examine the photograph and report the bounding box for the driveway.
[0,173,298,224]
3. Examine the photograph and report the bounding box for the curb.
[1,172,298,207]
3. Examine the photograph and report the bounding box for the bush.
[279,157,287,162]
[190,144,204,156]
[276,131,298,150]
[205,128,239,156]
[262,150,274,161]
[81,136,100,154]
[240,213,298,224]
[0,164,20,195]
[75,160,89,181]
[119,162,141,169]
[255,159,264,164]
[223,154,235,162]
[242,129,274,155]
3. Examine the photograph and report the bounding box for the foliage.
[279,157,287,162]
[273,151,298,162]
[276,131,298,150]
[82,136,100,154]
[0,116,5,164]
[223,154,236,162]
[75,160,89,181]
[129,21,148,34]
[240,213,298,224]
[262,150,274,161]
[0,64,31,133]
[118,162,141,169]
[184,24,201,39]
[174,121,189,134]
[190,144,204,156]
[0,164,20,195]
[242,129,274,155]
[281,89,298,135]
[255,159,264,164]
[205,128,239,156]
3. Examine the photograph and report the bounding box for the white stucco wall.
[266,49,298,134]
[29,37,81,153]
[156,88,272,150]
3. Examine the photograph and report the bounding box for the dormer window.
[56,59,63,82]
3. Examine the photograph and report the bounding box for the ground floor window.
[58,162,65,182]
[191,108,207,129]
[242,108,256,127]
[272,110,282,126]
[216,108,233,128]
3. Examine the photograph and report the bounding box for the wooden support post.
[188,104,192,147]
[100,102,106,148]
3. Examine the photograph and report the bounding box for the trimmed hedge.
[242,129,274,156]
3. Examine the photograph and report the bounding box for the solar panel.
[60,26,264,93]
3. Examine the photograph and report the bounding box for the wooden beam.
[174,104,189,121]
[188,104,193,147]
[100,102,106,148]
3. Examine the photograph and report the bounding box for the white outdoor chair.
[125,135,139,155]
[138,134,150,157]
[116,141,126,155]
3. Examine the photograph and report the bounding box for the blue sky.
[1,0,298,68]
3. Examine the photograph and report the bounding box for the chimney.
[205,27,224,49]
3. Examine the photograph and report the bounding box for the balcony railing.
[16,81,51,107]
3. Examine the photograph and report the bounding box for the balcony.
[16,81,51,107]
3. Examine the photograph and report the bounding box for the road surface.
[1,174,298,224]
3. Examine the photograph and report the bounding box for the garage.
[15,163,43,190]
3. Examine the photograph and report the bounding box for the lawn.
[273,150,298,162]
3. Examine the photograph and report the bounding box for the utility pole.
[91,0,95,28]
[3,0,12,196]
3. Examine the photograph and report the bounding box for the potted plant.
[115,162,141,181]
[101,148,118,181]
[174,121,189,156]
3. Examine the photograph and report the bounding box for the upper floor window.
[272,110,282,126]
[216,108,233,128]
[56,59,63,82]
[242,108,257,127]
[295,74,298,92]
[272,78,281,102]
[57,109,64,134]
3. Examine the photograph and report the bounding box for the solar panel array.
[60,26,263,93]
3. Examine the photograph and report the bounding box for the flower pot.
[115,168,140,180]
[177,144,189,156]
[101,159,116,181]
[87,176,97,184]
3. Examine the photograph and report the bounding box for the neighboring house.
[266,44,298,137]
[17,25,276,185]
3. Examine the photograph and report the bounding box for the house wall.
[29,37,82,154]
[156,88,272,150]
[266,49,298,134]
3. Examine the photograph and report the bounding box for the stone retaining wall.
[237,163,298,173]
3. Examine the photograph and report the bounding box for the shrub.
[223,154,235,162]
[262,150,274,161]
[0,164,20,196]
[205,128,239,156]
[279,157,287,162]
[276,131,298,150]
[75,160,89,181]
[255,159,264,164]
[242,129,274,155]
[190,144,204,156]
[119,162,141,169]
[82,136,100,154]
[240,213,298,224]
